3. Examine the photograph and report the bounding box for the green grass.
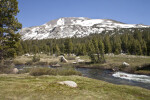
[29,67,82,76]
[105,55,150,67]
[0,74,150,100]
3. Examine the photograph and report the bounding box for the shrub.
[30,67,56,76]
[18,68,31,74]
[29,67,81,76]
[32,55,40,62]
[0,65,14,74]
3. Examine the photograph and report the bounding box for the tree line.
[19,28,150,60]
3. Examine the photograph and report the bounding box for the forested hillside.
[19,28,150,57]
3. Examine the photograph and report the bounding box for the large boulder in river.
[60,56,68,63]
[58,81,77,88]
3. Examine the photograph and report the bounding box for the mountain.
[20,17,150,40]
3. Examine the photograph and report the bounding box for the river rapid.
[76,68,150,90]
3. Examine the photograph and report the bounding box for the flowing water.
[15,65,150,90]
[76,68,150,90]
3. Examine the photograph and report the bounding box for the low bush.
[32,55,40,62]
[30,67,56,76]
[18,68,31,74]
[29,67,81,76]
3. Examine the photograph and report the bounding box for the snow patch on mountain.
[57,18,65,26]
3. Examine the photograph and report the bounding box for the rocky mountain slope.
[20,17,150,40]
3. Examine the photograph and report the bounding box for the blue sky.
[17,0,150,28]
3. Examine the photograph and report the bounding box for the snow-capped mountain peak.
[20,17,150,40]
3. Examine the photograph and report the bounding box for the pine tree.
[134,29,142,42]
[22,42,28,54]
[147,40,150,56]
[88,38,105,63]
[135,40,142,55]
[104,35,112,53]
[141,40,147,55]
[121,33,128,53]
[81,44,87,55]
[88,40,96,63]
[112,35,122,54]
[16,42,23,56]
[33,45,39,54]
[60,44,65,54]
[0,0,22,62]
[43,44,48,53]
[55,45,60,56]
[64,38,73,55]
[98,40,105,63]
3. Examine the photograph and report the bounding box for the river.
[16,65,150,90]
[76,68,150,90]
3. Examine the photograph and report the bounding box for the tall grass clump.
[29,67,81,76]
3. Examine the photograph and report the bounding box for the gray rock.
[60,56,68,63]
[12,68,19,74]
[58,81,77,88]
[122,62,130,67]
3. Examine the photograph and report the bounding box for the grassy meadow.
[0,74,150,100]
[0,54,149,100]
[13,54,150,75]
